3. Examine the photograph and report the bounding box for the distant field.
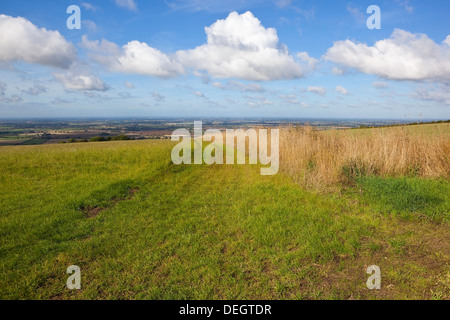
[0,137,48,146]
[0,124,448,300]
[19,139,49,145]
[328,123,450,136]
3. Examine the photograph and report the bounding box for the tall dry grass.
[279,125,450,190]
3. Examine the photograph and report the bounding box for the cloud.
[346,4,365,23]
[115,0,138,11]
[82,20,97,32]
[117,92,135,99]
[296,52,319,68]
[275,0,292,8]
[193,91,205,98]
[21,81,47,95]
[83,91,112,100]
[444,36,450,46]
[81,2,98,12]
[373,81,389,89]
[1,95,23,103]
[395,0,414,13]
[0,15,76,69]
[124,81,135,89]
[331,66,345,75]
[300,102,310,108]
[51,98,72,105]
[212,80,265,92]
[0,81,6,97]
[152,91,165,101]
[325,29,450,82]
[176,11,310,81]
[279,94,300,104]
[165,0,266,13]
[414,84,450,105]
[53,71,109,91]
[81,12,313,81]
[81,36,184,78]
[292,6,315,20]
[307,86,326,96]
[193,71,211,84]
[247,99,273,107]
[336,85,349,95]
[0,81,23,103]
[246,95,273,107]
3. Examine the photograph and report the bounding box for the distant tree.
[90,136,106,142]
[111,135,131,141]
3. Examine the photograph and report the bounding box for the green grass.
[359,176,450,223]
[0,140,448,300]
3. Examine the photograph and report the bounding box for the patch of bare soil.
[81,188,140,218]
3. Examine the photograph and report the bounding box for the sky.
[0,0,449,119]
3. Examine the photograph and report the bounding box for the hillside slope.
[0,138,448,299]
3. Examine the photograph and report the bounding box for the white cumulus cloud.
[336,85,348,95]
[444,36,450,46]
[307,86,326,96]
[53,71,109,91]
[325,29,450,82]
[176,11,310,81]
[0,15,76,69]
[81,36,184,78]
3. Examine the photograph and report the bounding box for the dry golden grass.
[279,125,450,190]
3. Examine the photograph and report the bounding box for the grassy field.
[0,125,449,300]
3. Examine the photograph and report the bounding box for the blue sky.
[0,0,449,119]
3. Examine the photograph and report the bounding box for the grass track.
[0,139,448,299]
